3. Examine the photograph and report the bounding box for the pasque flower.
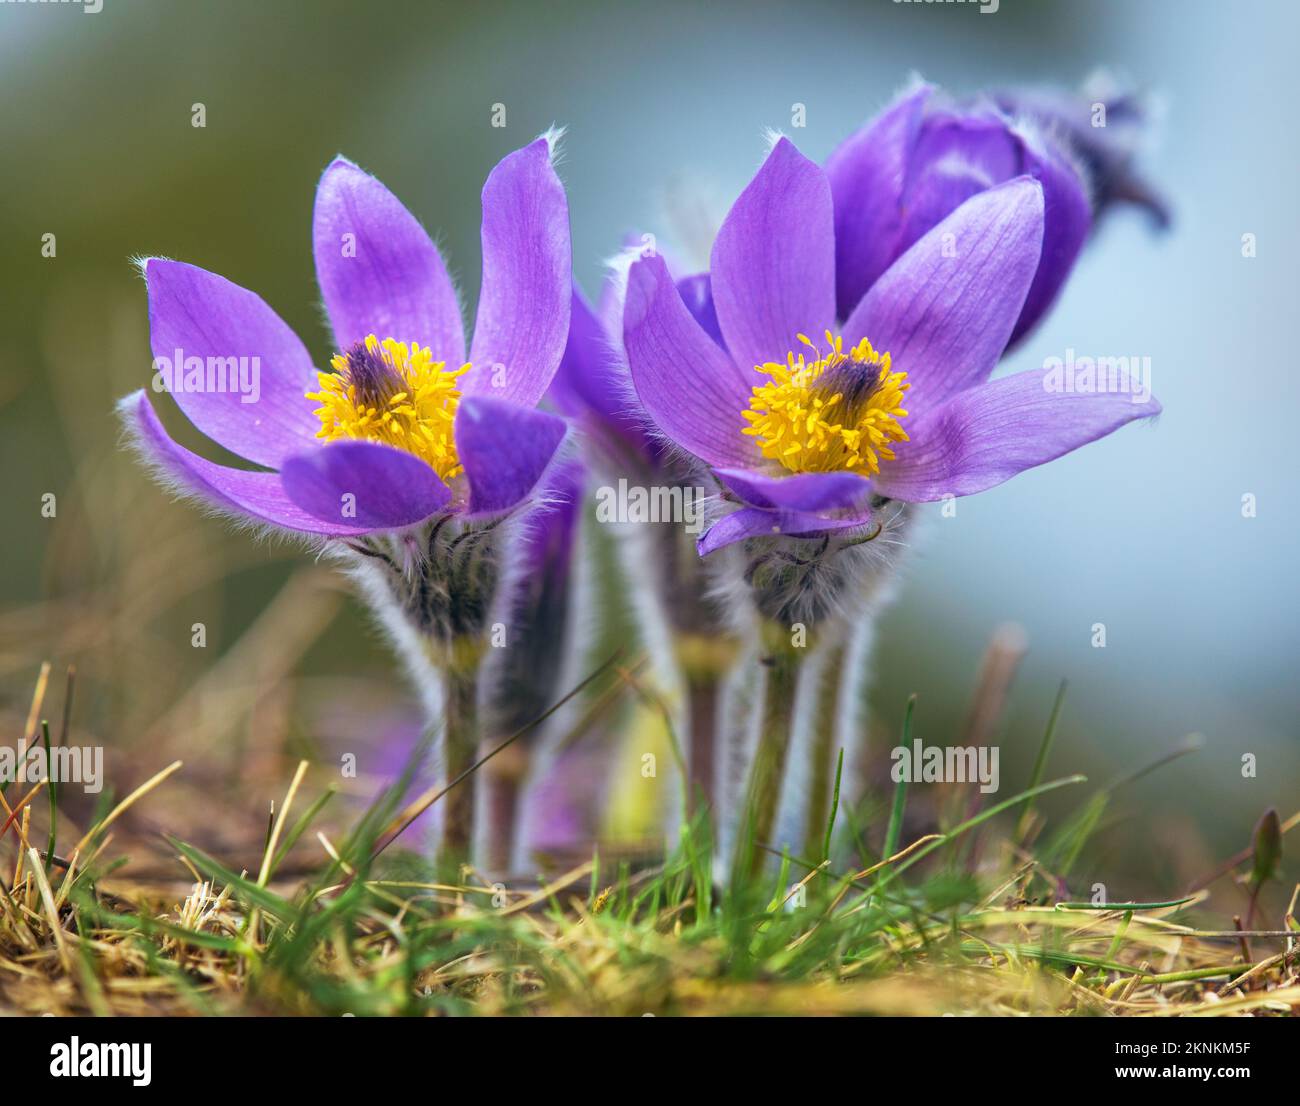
[121,136,569,539]
[549,281,666,476]
[827,81,1093,346]
[989,72,1171,229]
[480,456,585,873]
[549,253,723,476]
[120,135,573,874]
[624,136,1160,564]
[549,274,738,821]
[623,132,1160,877]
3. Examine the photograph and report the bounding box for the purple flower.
[490,454,585,735]
[120,136,571,536]
[550,267,738,824]
[548,253,721,479]
[518,742,608,862]
[623,136,1161,557]
[827,81,1092,345]
[548,281,662,473]
[989,74,1171,230]
[479,455,586,872]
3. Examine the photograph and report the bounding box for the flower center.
[741,331,909,477]
[307,335,469,483]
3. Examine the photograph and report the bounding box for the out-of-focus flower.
[548,282,662,476]
[548,243,722,479]
[827,81,1093,346]
[548,271,737,821]
[990,72,1171,230]
[120,136,570,538]
[624,137,1160,562]
[479,457,585,873]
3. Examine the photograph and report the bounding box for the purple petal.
[312,158,465,361]
[143,259,320,469]
[520,742,604,856]
[991,83,1172,230]
[623,253,756,468]
[894,111,1020,256]
[675,272,725,349]
[119,390,369,536]
[519,456,584,583]
[280,441,451,529]
[548,288,624,424]
[1006,122,1092,345]
[894,109,1090,346]
[466,137,572,409]
[698,504,872,556]
[455,395,567,516]
[827,82,933,320]
[548,287,658,463]
[710,137,836,370]
[873,368,1161,502]
[843,177,1044,411]
[714,467,871,512]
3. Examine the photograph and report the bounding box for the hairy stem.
[437,655,481,883]
[803,640,846,859]
[479,743,528,877]
[685,674,719,815]
[730,627,804,886]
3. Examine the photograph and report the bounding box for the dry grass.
[2,741,1296,1017]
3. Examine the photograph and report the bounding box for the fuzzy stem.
[685,676,718,815]
[839,616,879,820]
[713,640,760,872]
[803,640,845,859]
[437,655,481,883]
[730,626,803,886]
[676,632,737,826]
[480,744,528,877]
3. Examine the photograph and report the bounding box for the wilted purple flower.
[120,136,570,538]
[517,457,585,593]
[624,136,1160,562]
[827,81,1092,346]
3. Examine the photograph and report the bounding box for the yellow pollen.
[306,334,469,483]
[741,330,910,477]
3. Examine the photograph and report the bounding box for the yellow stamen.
[306,334,469,483]
[741,330,910,477]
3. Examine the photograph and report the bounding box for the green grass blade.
[1016,679,1066,843]
[821,747,844,863]
[882,695,916,863]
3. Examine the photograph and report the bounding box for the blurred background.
[1,0,1296,893]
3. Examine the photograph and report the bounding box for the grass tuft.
[3,663,1296,1017]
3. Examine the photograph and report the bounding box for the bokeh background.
[1,0,1296,891]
